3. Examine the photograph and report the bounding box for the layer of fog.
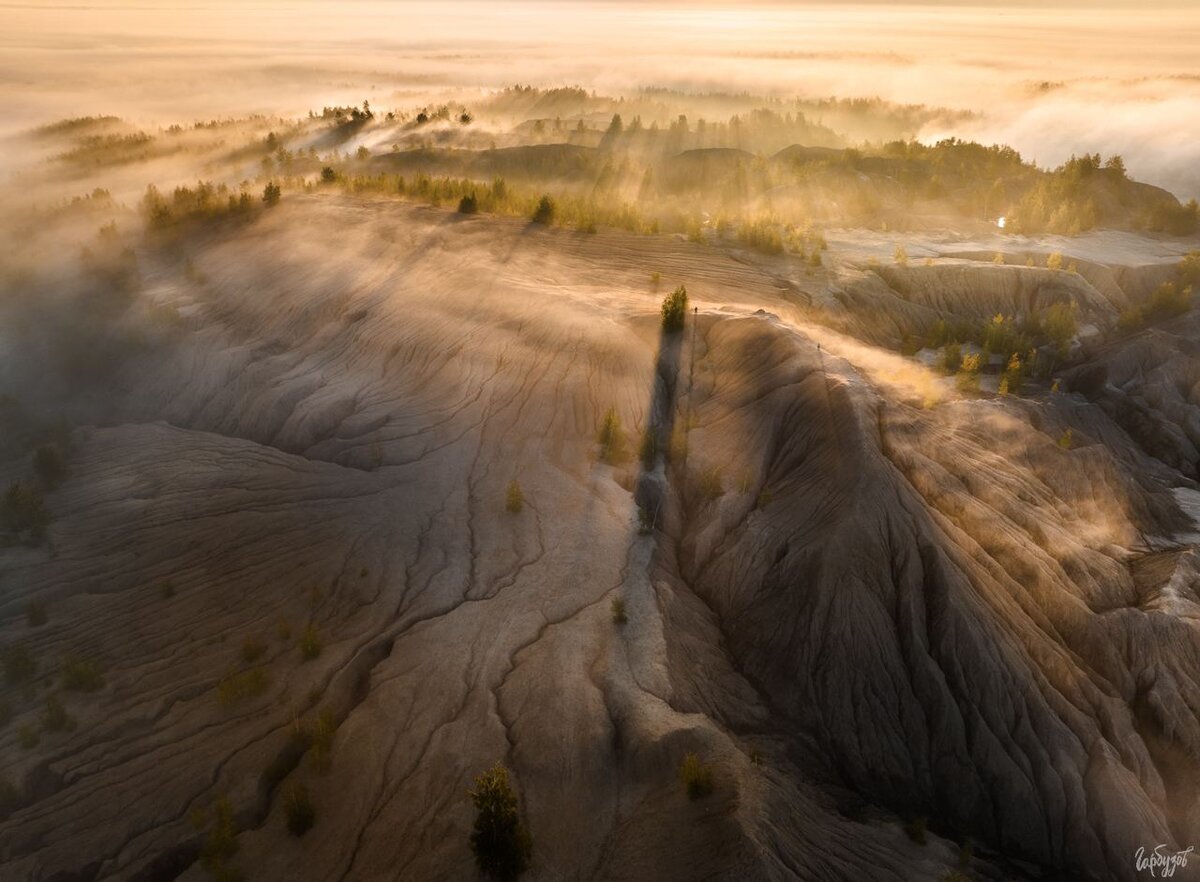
[2,1,1198,197]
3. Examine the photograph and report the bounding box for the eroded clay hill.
[1,197,1199,881]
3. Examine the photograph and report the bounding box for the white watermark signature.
[1136,845,1195,877]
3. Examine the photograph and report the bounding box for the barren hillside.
[0,192,1197,880]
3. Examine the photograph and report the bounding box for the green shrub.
[1000,352,1024,395]
[200,797,239,879]
[679,752,714,799]
[299,625,322,662]
[531,195,555,225]
[660,285,689,333]
[217,668,270,705]
[17,724,39,750]
[320,166,336,183]
[696,467,724,502]
[458,193,479,214]
[637,505,654,535]
[42,694,76,732]
[611,597,627,624]
[469,763,532,881]
[25,599,48,628]
[737,217,783,254]
[241,637,266,664]
[955,353,981,394]
[1046,251,1063,271]
[1043,301,1077,354]
[1180,250,1200,286]
[284,782,315,836]
[505,480,524,514]
[309,710,337,773]
[939,342,962,374]
[597,407,625,463]
[60,655,105,692]
[262,182,281,206]
[1058,429,1073,450]
[3,644,36,685]
[1147,281,1192,320]
[894,245,909,266]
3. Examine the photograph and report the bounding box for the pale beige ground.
[1,196,1199,881]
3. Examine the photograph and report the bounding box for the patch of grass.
[284,782,316,836]
[1057,428,1073,450]
[25,600,48,628]
[217,668,270,706]
[679,752,714,800]
[610,597,628,625]
[299,625,322,662]
[60,655,105,692]
[505,480,524,514]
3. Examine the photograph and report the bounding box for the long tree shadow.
[632,309,690,528]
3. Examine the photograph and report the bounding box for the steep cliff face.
[0,198,1197,881]
[670,315,1200,879]
[1063,315,1200,479]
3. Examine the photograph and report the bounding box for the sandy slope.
[1,197,1198,881]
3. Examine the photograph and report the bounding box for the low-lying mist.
[2,2,1199,197]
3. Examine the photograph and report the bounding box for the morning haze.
[0,3,1198,881]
